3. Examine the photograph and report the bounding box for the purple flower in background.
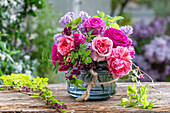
[59,12,75,28]
[143,37,167,63]
[78,11,90,23]
[120,25,133,36]
[53,34,63,44]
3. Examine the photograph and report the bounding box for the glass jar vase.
[67,69,116,100]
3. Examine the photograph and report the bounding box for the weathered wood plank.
[0,82,170,113]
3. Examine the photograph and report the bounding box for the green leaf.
[97,10,105,18]
[74,53,78,59]
[88,29,94,36]
[67,55,73,58]
[93,15,100,17]
[69,80,75,84]
[112,16,124,22]
[72,75,77,79]
[76,79,84,84]
[127,85,136,96]
[74,17,81,25]
[85,57,92,64]
[0,41,6,50]
[74,82,86,89]
[85,50,91,56]
[0,34,8,37]
[121,98,129,107]
[66,22,73,28]
[9,51,20,55]
[147,103,154,109]
[111,23,120,30]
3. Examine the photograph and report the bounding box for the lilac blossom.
[131,17,168,39]
[59,12,75,28]
[120,25,133,36]
[53,34,63,44]
[143,37,167,63]
[78,11,90,23]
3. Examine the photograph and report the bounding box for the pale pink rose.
[92,37,113,57]
[107,46,132,78]
[90,51,105,62]
[58,36,75,55]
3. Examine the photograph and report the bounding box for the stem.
[132,63,155,88]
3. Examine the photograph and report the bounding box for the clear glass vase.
[67,69,116,100]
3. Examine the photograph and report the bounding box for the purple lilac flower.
[53,34,63,44]
[132,17,168,39]
[120,25,133,36]
[78,11,90,23]
[59,12,75,28]
[78,24,86,33]
[143,37,167,63]
[165,65,170,75]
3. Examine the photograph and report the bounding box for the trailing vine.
[0,74,67,113]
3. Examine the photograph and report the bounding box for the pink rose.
[90,37,113,62]
[90,51,105,62]
[83,17,106,35]
[51,44,72,71]
[73,33,86,47]
[104,28,129,48]
[107,46,132,78]
[58,36,75,55]
[92,37,113,56]
[51,44,63,67]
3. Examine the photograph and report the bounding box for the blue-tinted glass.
[67,70,116,100]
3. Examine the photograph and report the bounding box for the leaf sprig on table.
[118,83,154,109]
[0,74,67,113]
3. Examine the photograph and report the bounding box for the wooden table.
[0,82,170,113]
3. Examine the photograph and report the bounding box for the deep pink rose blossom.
[51,44,72,71]
[107,46,132,78]
[51,44,63,67]
[104,28,129,48]
[58,36,75,55]
[83,17,106,35]
[73,33,86,47]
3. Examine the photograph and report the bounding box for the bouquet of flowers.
[51,11,136,101]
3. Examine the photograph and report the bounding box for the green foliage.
[94,10,124,29]
[69,75,86,89]
[66,17,82,30]
[118,83,154,109]
[0,0,46,76]
[66,43,92,65]
[0,74,67,112]
[28,1,62,79]
[0,33,21,75]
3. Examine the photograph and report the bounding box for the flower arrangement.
[52,11,135,79]
[49,10,138,100]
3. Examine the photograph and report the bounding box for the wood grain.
[0,82,170,113]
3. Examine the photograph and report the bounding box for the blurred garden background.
[0,0,170,83]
